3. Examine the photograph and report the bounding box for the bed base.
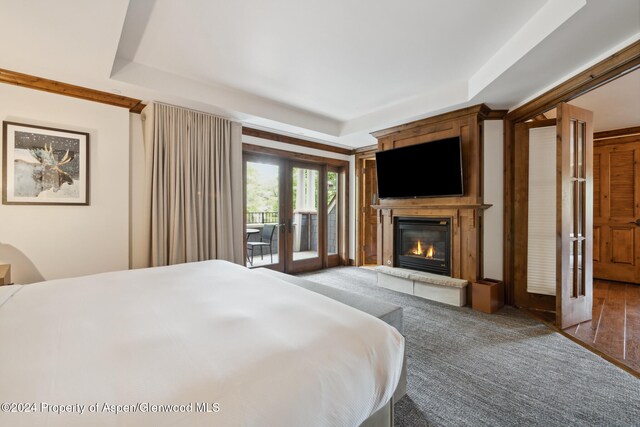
[360,398,393,427]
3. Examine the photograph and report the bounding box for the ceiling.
[0,0,639,147]
[545,69,640,132]
[570,69,640,132]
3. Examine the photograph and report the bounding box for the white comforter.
[0,261,404,427]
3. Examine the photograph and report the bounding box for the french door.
[556,103,593,329]
[513,103,593,329]
[244,155,287,271]
[285,162,324,273]
[244,153,345,274]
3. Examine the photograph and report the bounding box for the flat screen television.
[375,136,463,198]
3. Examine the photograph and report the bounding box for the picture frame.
[2,121,89,205]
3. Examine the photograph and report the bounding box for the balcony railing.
[246,211,279,224]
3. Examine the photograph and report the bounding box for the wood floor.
[564,280,640,373]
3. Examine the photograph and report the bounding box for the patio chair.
[247,224,277,265]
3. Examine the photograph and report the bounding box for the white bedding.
[0,261,404,427]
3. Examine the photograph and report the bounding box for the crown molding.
[0,68,144,112]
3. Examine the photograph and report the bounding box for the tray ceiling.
[0,0,638,147]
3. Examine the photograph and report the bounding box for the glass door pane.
[568,119,587,297]
[245,160,282,269]
[291,166,319,262]
[327,170,339,256]
[555,102,593,329]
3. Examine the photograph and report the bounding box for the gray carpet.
[299,267,640,427]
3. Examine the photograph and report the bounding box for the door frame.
[513,119,557,312]
[243,153,287,272]
[593,131,640,283]
[355,146,378,266]
[504,40,640,306]
[243,144,350,272]
[327,164,345,268]
[285,160,325,274]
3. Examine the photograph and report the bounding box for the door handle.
[278,223,286,231]
[628,219,640,226]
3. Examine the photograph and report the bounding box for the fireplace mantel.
[372,203,492,210]
[375,207,480,288]
[371,104,495,305]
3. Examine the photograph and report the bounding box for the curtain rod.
[149,101,241,124]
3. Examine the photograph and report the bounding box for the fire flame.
[409,240,436,259]
[426,245,435,258]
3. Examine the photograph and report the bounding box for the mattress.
[0,260,404,427]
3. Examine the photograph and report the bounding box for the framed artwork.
[2,121,89,205]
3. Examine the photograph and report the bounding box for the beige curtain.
[140,102,243,266]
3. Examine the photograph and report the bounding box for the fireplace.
[394,217,451,275]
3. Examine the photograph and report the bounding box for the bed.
[0,260,404,427]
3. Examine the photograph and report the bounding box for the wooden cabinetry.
[371,105,496,304]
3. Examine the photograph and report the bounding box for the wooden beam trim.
[594,126,640,140]
[0,68,144,113]
[242,127,353,155]
[353,144,378,155]
[594,134,640,146]
[242,143,350,167]
[506,40,640,122]
[371,104,492,138]
[130,102,146,114]
[486,109,509,120]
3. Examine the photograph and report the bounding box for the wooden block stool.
[472,279,504,314]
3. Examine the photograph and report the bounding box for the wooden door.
[593,137,640,283]
[361,158,378,264]
[557,103,594,329]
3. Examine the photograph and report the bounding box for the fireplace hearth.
[394,217,451,275]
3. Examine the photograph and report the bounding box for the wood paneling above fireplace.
[371,104,495,303]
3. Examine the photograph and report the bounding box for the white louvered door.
[527,126,557,296]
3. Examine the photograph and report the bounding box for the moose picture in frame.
[2,122,89,205]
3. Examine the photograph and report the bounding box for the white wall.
[129,113,147,269]
[483,120,504,280]
[0,84,130,284]
[0,87,503,282]
[242,135,356,260]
